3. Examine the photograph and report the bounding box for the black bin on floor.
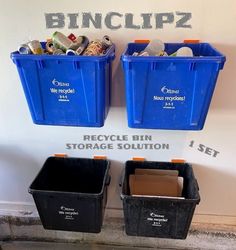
[29,157,110,233]
[121,160,200,239]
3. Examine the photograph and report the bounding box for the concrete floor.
[0,242,169,250]
[2,216,236,250]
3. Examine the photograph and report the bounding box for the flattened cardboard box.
[129,169,183,197]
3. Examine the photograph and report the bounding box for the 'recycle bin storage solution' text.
[121,43,225,130]
[121,160,200,239]
[29,156,110,233]
[11,43,115,127]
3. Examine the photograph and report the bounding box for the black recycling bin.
[121,160,200,239]
[29,157,110,233]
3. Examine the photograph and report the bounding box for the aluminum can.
[53,49,65,55]
[83,40,103,56]
[28,40,43,55]
[102,35,113,49]
[46,39,56,54]
[52,31,73,52]
[18,43,31,54]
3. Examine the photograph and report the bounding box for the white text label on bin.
[147,212,168,227]
[50,79,76,102]
[58,206,79,220]
[153,86,186,109]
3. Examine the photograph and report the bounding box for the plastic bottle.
[142,39,165,56]
[175,47,193,57]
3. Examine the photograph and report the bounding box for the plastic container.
[11,43,115,127]
[121,160,200,239]
[121,43,226,130]
[29,157,110,233]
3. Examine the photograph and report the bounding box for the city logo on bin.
[150,212,164,218]
[52,78,70,87]
[161,86,179,94]
[60,206,75,212]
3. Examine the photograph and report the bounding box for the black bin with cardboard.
[29,156,110,233]
[120,160,200,239]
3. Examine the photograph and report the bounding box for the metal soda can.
[102,35,113,49]
[66,49,77,55]
[52,31,73,52]
[83,40,103,56]
[28,40,43,55]
[18,43,32,54]
[66,36,89,56]
[74,36,89,55]
[74,36,84,44]
[68,33,77,42]
[68,36,85,51]
[53,49,65,55]
[46,39,56,54]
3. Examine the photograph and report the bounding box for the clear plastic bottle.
[142,39,165,56]
[176,47,193,57]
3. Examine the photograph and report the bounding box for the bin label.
[50,79,76,102]
[147,212,168,227]
[153,86,186,109]
[58,206,79,220]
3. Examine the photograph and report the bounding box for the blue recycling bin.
[11,43,115,127]
[121,43,225,130]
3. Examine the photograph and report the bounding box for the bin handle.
[54,154,67,158]
[132,157,145,161]
[183,39,200,44]
[93,155,107,160]
[171,159,185,163]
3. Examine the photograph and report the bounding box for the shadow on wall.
[106,160,124,210]
[0,145,40,202]
[191,163,236,216]
[111,40,126,108]
[206,43,236,111]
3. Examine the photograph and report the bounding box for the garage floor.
[0,242,171,250]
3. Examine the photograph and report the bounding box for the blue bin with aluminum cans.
[11,43,115,127]
[121,43,226,130]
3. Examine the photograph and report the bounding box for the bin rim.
[120,160,200,204]
[28,156,110,197]
[11,43,116,63]
[120,193,200,204]
[121,42,226,64]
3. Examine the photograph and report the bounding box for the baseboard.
[0,201,38,217]
[193,214,236,226]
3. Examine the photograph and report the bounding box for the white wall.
[0,0,236,223]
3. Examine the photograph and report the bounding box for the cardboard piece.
[129,168,184,198]
[135,169,178,176]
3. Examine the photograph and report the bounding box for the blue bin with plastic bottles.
[11,43,115,127]
[121,43,225,130]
